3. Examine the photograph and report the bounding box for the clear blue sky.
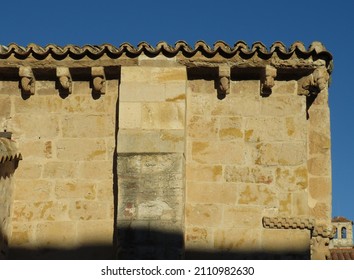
[1,0,353,221]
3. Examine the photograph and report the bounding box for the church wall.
[0,79,117,255]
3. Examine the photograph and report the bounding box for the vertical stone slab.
[117,66,186,259]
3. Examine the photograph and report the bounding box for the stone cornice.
[0,41,333,71]
[262,216,334,238]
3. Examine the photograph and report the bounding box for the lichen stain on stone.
[160,132,183,143]
[166,94,185,102]
[286,118,295,136]
[44,141,52,158]
[40,201,54,219]
[279,194,292,214]
[88,150,105,160]
[192,142,209,154]
[220,128,243,139]
[239,185,258,204]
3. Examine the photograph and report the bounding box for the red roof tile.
[330,248,354,260]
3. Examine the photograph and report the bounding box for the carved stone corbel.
[311,224,335,260]
[19,66,35,95]
[261,65,277,96]
[91,66,106,94]
[298,66,330,96]
[311,236,330,260]
[56,67,72,94]
[218,65,230,95]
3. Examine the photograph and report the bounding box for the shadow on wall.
[0,156,21,260]
[2,227,310,260]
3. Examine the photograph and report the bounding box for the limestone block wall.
[116,66,186,259]
[0,41,333,259]
[0,78,118,256]
[185,77,320,258]
[0,170,14,258]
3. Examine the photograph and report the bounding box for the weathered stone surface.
[0,96,11,121]
[78,160,113,180]
[61,115,114,138]
[275,166,308,191]
[211,96,260,116]
[237,184,277,206]
[76,220,113,244]
[187,80,215,94]
[119,102,142,128]
[261,96,305,116]
[186,182,237,204]
[35,221,77,247]
[309,177,331,203]
[12,200,69,222]
[14,179,53,201]
[17,140,53,159]
[262,229,310,252]
[308,154,331,176]
[54,180,96,200]
[224,166,273,184]
[186,164,223,182]
[219,117,243,140]
[255,142,306,166]
[43,161,78,179]
[309,130,331,154]
[231,80,260,96]
[185,203,222,227]
[10,114,60,139]
[185,227,213,249]
[214,228,261,251]
[187,116,218,139]
[10,223,34,247]
[191,141,245,164]
[56,139,106,160]
[271,80,297,95]
[69,200,110,220]
[141,102,185,129]
[121,66,186,83]
[222,206,262,228]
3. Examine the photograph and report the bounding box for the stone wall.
[0,137,21,259]
[0,41,333,259]
[117,66,186,259]
[184,77,312,258]
[0,78,118,258]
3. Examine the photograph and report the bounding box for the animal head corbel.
[261,65,277,96]
[298,66,329,96]
[218,65,230,96]
[91,67,106,94]
[19,66,35,95]
[56,67,72,93]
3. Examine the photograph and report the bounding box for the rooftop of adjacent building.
[332,216,353,224]
[329,216,354,260]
